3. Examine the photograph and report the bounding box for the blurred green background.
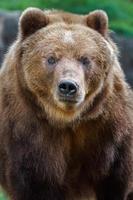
[0,0,133,199]
[0,0,133,36]
[0,189,7,200]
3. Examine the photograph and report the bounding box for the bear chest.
[8,121,115,193]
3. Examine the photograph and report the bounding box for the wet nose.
[58,80,78,96]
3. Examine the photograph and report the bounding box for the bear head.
[17,8,116,124]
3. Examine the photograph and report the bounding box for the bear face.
[18,8,114,124]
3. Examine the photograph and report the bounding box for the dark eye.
[47,56,57,65]
[79,56,90,66]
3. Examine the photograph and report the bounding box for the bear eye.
[79,56,90,67]
[47,56,57,65]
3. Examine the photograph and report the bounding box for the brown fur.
[0,8,132,200]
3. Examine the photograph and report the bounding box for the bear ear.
[86,10,108,37]
[19,7,49,40]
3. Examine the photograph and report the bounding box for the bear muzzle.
[58,80,80,104]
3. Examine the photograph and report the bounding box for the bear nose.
[58,81,78,96]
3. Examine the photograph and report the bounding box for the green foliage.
[0,190,7,200]
[0,0,132,36]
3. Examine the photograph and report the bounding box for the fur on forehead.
[19,8,108,41]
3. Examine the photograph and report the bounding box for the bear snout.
[57,80,80,103]
[58,80,78,96]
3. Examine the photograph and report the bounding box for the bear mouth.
[59,97,78,104]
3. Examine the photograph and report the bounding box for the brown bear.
[0,7,132,200]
